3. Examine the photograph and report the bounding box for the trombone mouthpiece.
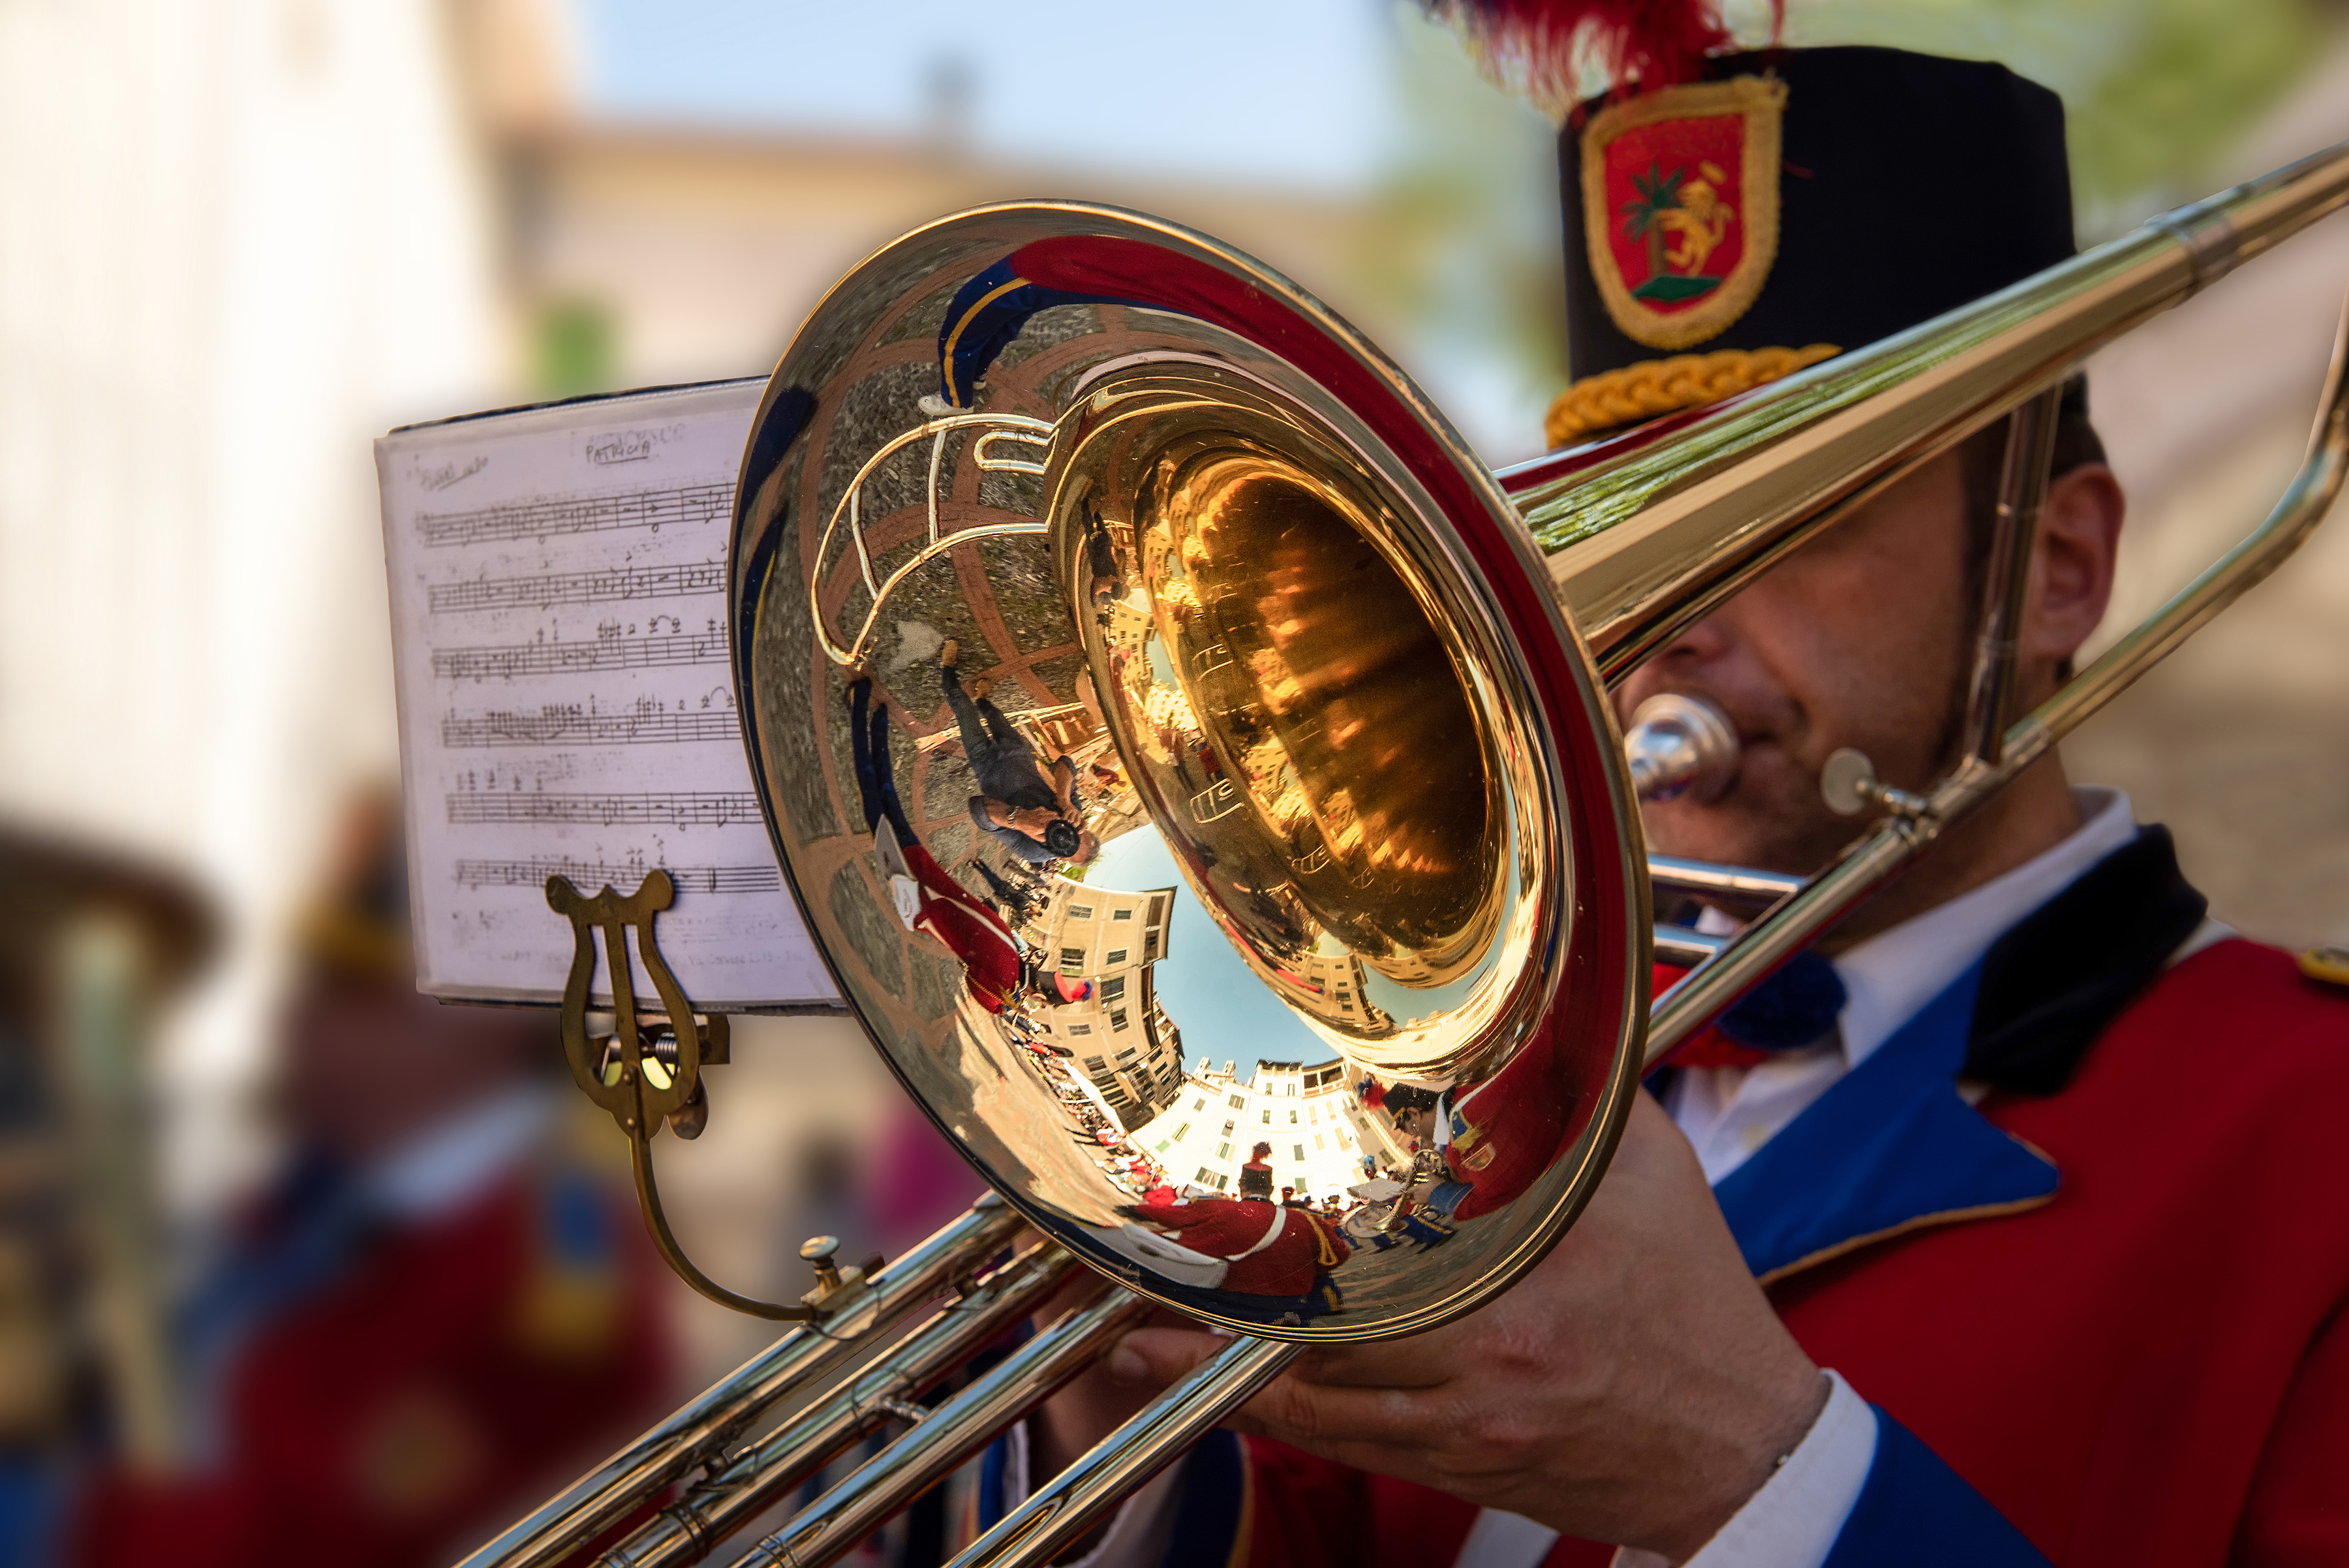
[1625,693,1740,804]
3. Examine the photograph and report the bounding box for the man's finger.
[1101,1327,1232,1389]
[1235,1368,1441,1449]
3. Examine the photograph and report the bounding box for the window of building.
[1293,1145,1306,1161]
[1315,1134,1326,1150]
[1197,1167,1219,1187]
[1069,904,1093,920]
[1112,908,1133,921]
[1193,1098,1206,1112]
[1105,949,1128,966]
[1084,1056,1107,1071]
[1100,975,1126,1000]
[1220,1120,1235,1137]
[1174,1122,1191,1140]
[1060,947,1085,971]
[1288,1110,1298,1124]
[1111,1009,1129,1031]
[1116,1047,1138,1062]
[1067,1024,1092,1037]
[1215,1142,1231,1160]
[1157,1139,1171,1152]
[1228,1094,1245,1110]
[1144,931,1161,959]
[1261,1110,1271,1124]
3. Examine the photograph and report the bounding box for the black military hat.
[1548,46,2076,446]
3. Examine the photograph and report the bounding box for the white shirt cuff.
[1614,1370,1878,1568]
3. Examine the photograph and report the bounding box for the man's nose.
[1622,612,1738,703]
[1655,611,1736,666]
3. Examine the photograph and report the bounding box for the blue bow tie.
[1715,949,1849,1053]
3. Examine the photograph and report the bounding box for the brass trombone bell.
[728,145,2349,1349]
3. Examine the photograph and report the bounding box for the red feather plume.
[1427,0,1781,113]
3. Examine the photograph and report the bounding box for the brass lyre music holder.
[546,870,866,1321]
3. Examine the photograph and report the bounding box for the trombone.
[463,140,2349,1568]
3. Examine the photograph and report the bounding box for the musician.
[848,671,1027,1015]
[1030,22,2349,1567]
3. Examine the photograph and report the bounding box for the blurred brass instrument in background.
[463,141,2349,1568]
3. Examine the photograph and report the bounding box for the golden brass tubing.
[720,1287,1154,1568]
[600,1243,1082,1568]
[1961,387,2065,767]
[1516,142,2349,686]
[1646,291,2349,1069]
[1646,855,1805,907]
[459,1197,1026,1568]
[940,1333,1299,1568]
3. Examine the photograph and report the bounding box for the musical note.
[415,482,729,550]
[446,790,758,828]
[431,630,727,681]
[440,698,739,748]
[427,561,727,615]
[453,856,780,894]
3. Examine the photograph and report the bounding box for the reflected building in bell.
[1133,1058,1414,1203]
[1027,879,1184,1130]
[1263,951,1392,1038]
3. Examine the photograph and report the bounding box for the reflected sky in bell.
[1086,831,1337,1081]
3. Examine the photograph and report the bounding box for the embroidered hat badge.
[1580,76,1786,351]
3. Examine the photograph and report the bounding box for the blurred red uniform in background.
[67,798,673,1568]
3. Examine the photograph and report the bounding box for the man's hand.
[990,799,1056,838]
[1088,1094,1827,1560]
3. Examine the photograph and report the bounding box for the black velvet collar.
[1963,825,2209,1096]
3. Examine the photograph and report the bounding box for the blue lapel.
[1710,962,2060,1284]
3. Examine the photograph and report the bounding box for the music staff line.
[454,856,780,895]
[428,561,726,616]
[433,630,726,681]
[416,482,730,551]
[447,790,759,827]
[440,703,739,749]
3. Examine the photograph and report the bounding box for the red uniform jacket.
[70,1161,673,1568]
[1127,1197,1351,1299]
[903,840,1023,1013]
[1167,835,2349,1566]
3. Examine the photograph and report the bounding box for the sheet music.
[376,380,837,1009]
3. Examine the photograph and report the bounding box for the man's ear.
[2027,461,2125,678]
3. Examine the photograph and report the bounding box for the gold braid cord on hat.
[1544,343,1840,448]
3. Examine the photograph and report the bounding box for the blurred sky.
[578,0,1394,191]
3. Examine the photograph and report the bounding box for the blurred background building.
[1,0,2347,1556]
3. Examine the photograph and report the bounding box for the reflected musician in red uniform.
[846,672,1026,1016]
